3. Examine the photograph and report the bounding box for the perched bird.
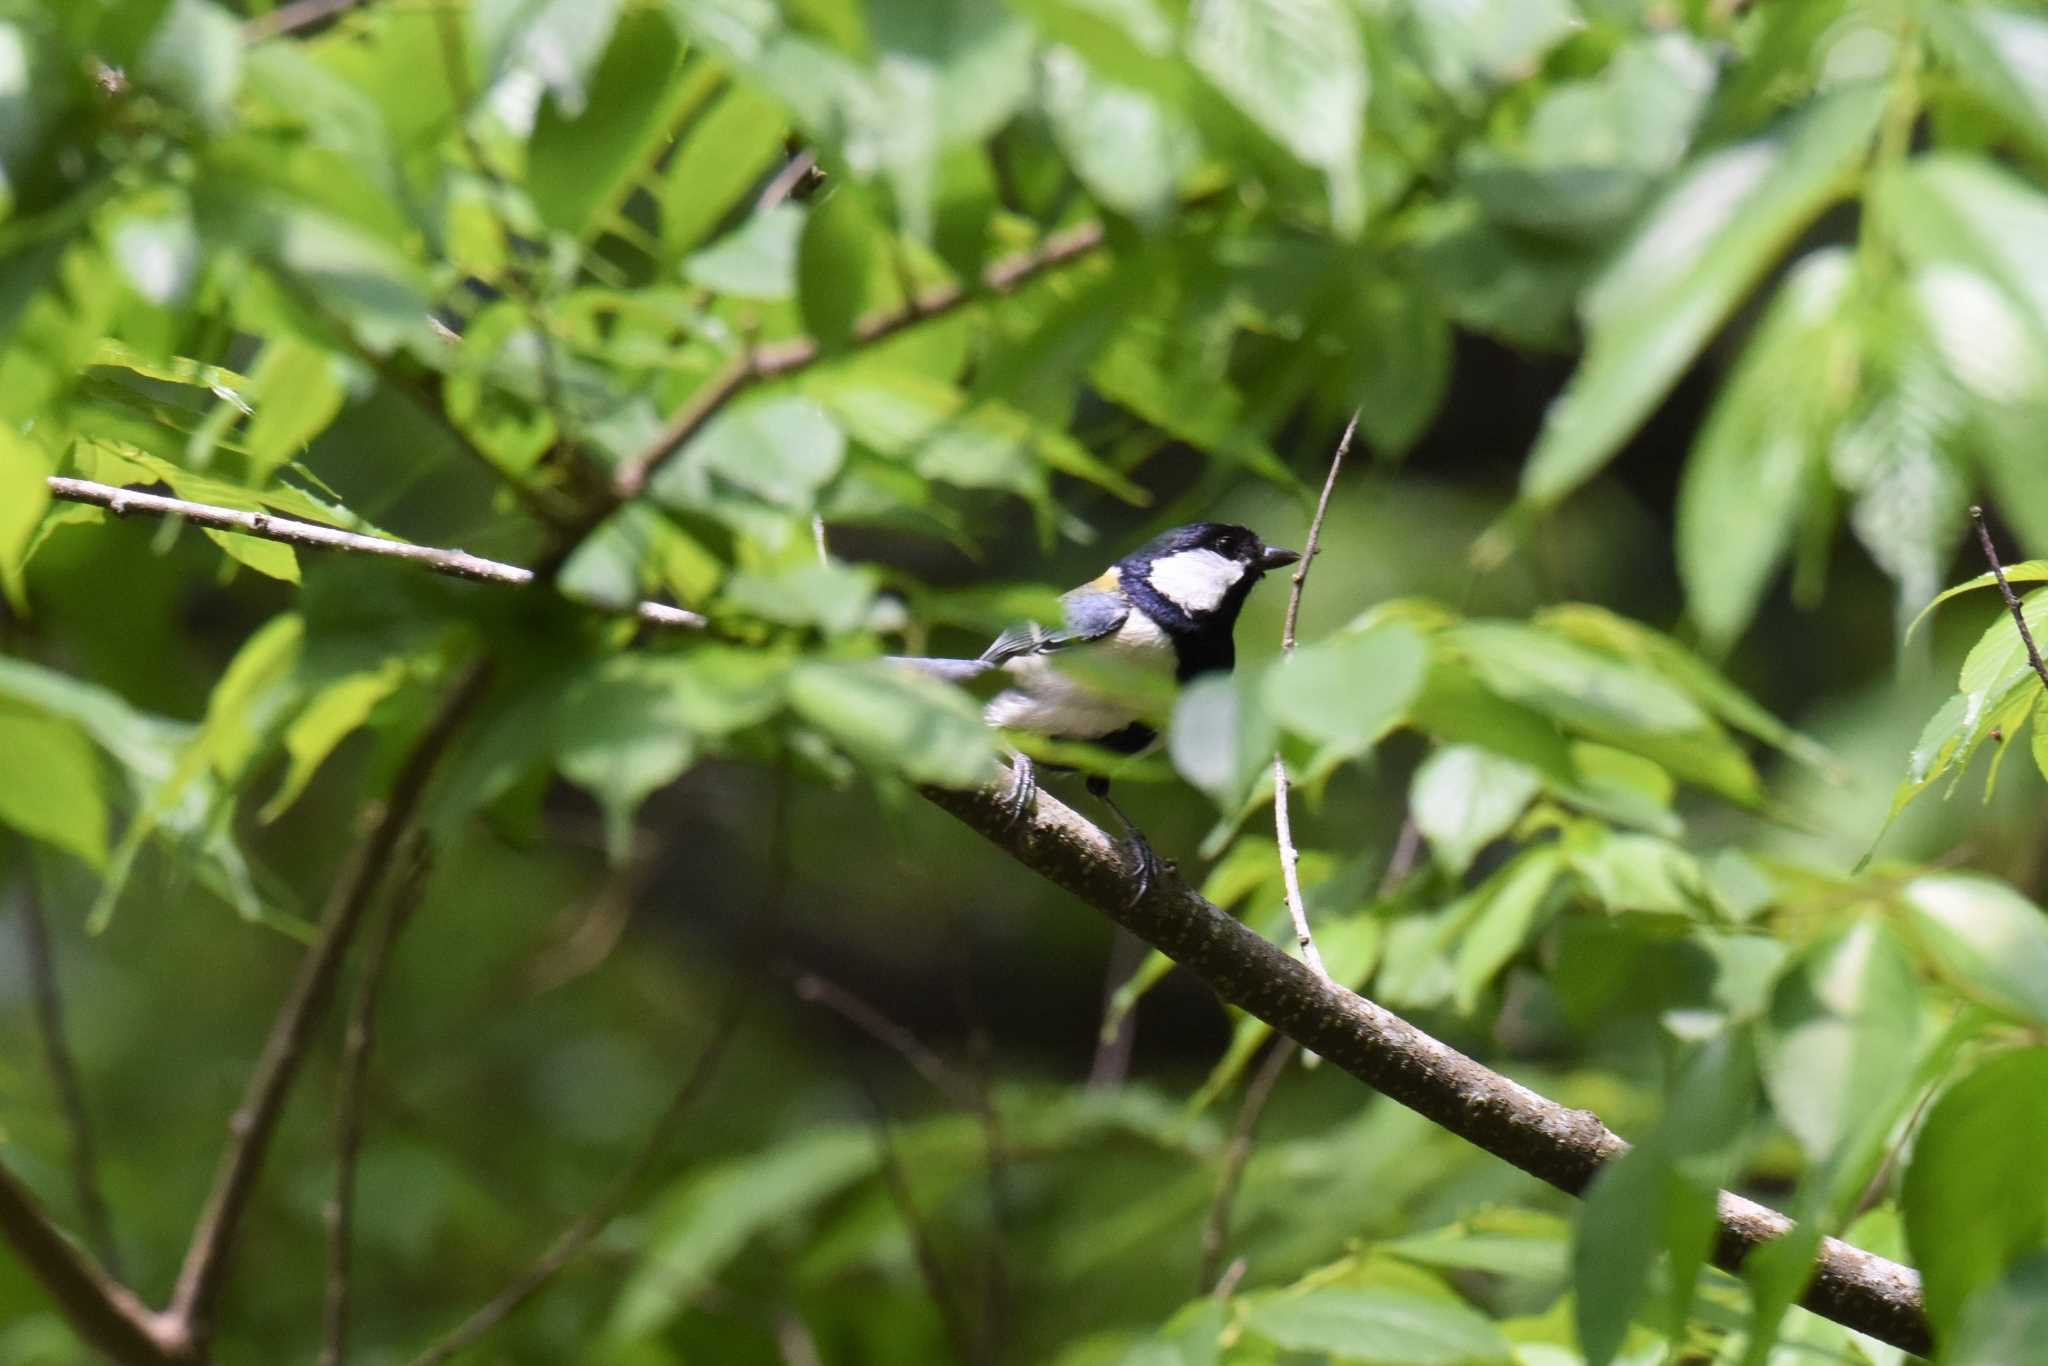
[905,522,1300,897]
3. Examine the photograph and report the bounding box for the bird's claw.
[1120,829,1164,906]
[1001,753,1038,829]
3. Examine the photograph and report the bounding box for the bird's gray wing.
[977,584,1129,667]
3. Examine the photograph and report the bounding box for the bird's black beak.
[1258,544,1301,572]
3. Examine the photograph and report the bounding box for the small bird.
[906,522,1300,897]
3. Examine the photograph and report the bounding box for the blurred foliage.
[7,0,2048,1363]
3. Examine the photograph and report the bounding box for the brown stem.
[16,878,121,1276]
[46,477,705,630]
[1196,1039,1296,1292]
[168,663,493,1349]
[321,839,433,1366]
[919,780,1933,1358]
[1271,411,1359,981]
[0,1159,192,1364]
[1970,506,2048,692]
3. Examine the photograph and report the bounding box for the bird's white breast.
[983,610,1175,740]
[1146,548,1244,614]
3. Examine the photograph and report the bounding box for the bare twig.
[1196,1039,1296,1292]
[243,0,364,41]
[605,221,1108,504]
[1086,929,1145,1090]
[1271,412,1358,981]
[405,759,797,1366]
[0,1159,192,1364]
[919,779,1933,1358]
[403,1005,741,1366]
[774,1310,827,1366]
[793,973,976,1107]
[1377,818,1424,899]
[321,838,433,1366]
[1211,1256,1248,1301]
[756,149,821,213]
[1971,506,2048,692]
[46,477,706,630]
[169,663,493,1349]
[15,880,121,1277]
[863,1086,976,1366]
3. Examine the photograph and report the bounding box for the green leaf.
[1447,622,1705,736]
[1187,0,1368,235]
[476,0,622,124]
[1453,846,1563,1013]
[652,394,847,515]
[1410,744,1540,878]
[1958,585,2048,701]
[0,707,108,868]
[1563,829,1705,918]
[1905,560,2048,643]
[240,338,348,486]
[1902,873,2048,1027]
[1904,1047,2048,1342]
[1930,7,2048,169]
[1168,670,1272,808]
[1760,919,1921,1167]
[1040,46,1195,227]
[204,528,299,583]
[610,1127,877,1339]
[682,203,805,299]
[1573,1148,1708,1366]
[527,8,695,238]
[723,562,877,634]
[2032,691,2048,786]
[1409,0,1577,97]
[1240,1285,1511,1365]
[1677,247,1855,652]
[797,185,882,350]
[0,423,52,612]
[1946,1256,2048,1366]
[258,663,406,822]
[1520,82,1886,510]
[788,660,996,788]
[1264,624,1428,758]
[659,81,790,257]
[139,0,241,129]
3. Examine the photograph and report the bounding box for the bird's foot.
[1090,778,1166,906]
[1001,753,1038,828]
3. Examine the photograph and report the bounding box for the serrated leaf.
[1410,744,1540,878]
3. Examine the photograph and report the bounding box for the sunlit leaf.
[1901,873,2048,1027]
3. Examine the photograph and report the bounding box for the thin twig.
[792,973,977,1107]
[1377,818,1423,899]
[405,760,796,1366]
[169,663,493,1349]
[1971,505,2048,692]
[0,1160,191,1364]
[1086,929,1145,1090]
[918,778,1934,1358]
[604,221,1109,504]
[1271,412,1359,982]
[402,1006,742,1366]
[756,149,821,213]
[1196,1039,1296,1292]
[46,477,706,630]
[321,838,433,1366]
[243,0,363,41]
[15,878,121,1278]
[1211,1256,1248,1302]
[862,1085,976,1366]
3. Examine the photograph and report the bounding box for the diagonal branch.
[168,663,494,1349]
[16,877,122,1276]
[0,1159,192,1364]
[1970,506,2048,692]
[919,781,1933,1359]
[46,477,707,631]
[601,221,1108,506]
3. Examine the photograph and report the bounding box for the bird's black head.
[1114,522,1300,677]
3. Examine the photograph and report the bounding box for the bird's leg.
[1001,750,1038,828]
[1086,774,1163,905]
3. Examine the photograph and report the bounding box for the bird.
[902,522,1300,899]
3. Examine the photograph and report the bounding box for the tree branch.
[321,838,433,1366]
[1271,411,1357,981]
[603,222,1107,506]
[0,1159,192,1365]
[919,781,1933,1358]
[45,477,706,630]
[168,663,493,1349]
[1970,505,2048,692]
[1196,1038,1296,1292]
[16,878,121,1276]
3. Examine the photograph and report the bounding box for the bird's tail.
[886,656,993,683]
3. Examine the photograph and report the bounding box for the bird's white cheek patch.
[1147,548,1244,614]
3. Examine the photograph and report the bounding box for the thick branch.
[0,1159,191,1365]
[169,664,493,1347]
[45,477,705,631]
[921,782,1933,1358]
